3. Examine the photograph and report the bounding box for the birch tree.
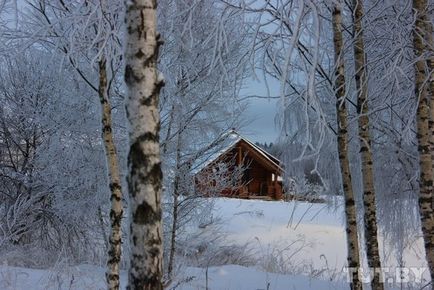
[331,2,362,288]
[343,1,423,275]
[124,0,164,288]
[427,12,434,183]
[350,0,384,288]
[412,0,434,282]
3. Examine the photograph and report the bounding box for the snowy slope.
[0,264,347,290]
[213,198,347,271]
[0,197,428,289]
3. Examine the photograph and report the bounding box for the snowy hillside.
[1,197,427,289]
[214,198,347,272]
[0,264,347,290]
[0,198,348,289]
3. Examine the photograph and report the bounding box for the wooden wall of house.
[244,158,271,195]
[195,143,283,200]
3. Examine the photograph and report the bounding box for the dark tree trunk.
[412,0,434,282]
[167,133,182,280]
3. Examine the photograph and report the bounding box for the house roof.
[193,130,283,175]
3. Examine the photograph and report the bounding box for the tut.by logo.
[343,267,428,284]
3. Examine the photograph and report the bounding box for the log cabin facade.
[194,132,284,200]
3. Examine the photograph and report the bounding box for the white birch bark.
[125,0,164,289]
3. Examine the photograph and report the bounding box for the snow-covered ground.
[212,198,428,288]
[215,198,346,272]
[0,197,428,289]
[0,264,347,290]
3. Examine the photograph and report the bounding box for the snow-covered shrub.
[255,236,314,276]
[0,51,109,268]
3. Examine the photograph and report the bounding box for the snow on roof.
[192,130,282,174]
[240,136,283,172]
[191,130,241,174]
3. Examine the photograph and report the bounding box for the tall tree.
[167,132,182,279]
[99,56,124,290]
[424,2,434,184]
[125,0,164,289]
[412,0,434,282]
[351,0,384,289]
[17,2,127,287]
[331,2,362,289]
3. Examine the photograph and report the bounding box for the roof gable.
[194,131,282,175]
[237,139,282,173]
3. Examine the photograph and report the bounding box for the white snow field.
[0,198,428,289]
[214,197,347,272]
[0,264,346,290]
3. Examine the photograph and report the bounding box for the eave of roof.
[193,131,283,175]
[239,138,283,172]
[191,132,241,174]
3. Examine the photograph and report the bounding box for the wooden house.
[194,131,284,200]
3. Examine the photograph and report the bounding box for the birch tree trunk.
[412,0,434,282]
[351,1,384,289]
[99,58,123,290]
[331,4,362,289]
[424,11,434,183]
[167,133,181,280]
[125,0,164,289]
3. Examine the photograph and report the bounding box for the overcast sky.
[238,76,281,144]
